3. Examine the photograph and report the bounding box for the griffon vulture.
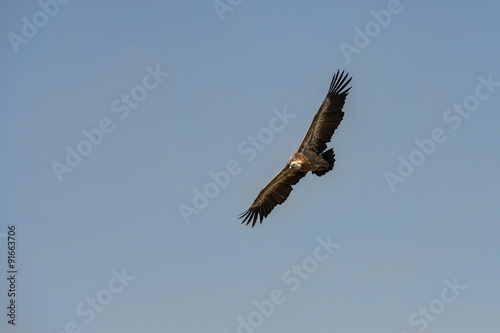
[239,70,352,227]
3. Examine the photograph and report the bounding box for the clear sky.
[1,1,499,332]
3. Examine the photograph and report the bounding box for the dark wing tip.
[238,208,262,227]
[328,70,352,96]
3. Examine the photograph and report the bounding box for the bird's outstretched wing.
[298,70,352,154]
[239,167,307,227]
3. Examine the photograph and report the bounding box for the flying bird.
[239,70,352,227]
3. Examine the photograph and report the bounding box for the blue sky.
[1,1,499,332]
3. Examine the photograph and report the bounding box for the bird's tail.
[312,148,335,177]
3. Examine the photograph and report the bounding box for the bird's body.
[288,150,330,172]
[239,70,352,226]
